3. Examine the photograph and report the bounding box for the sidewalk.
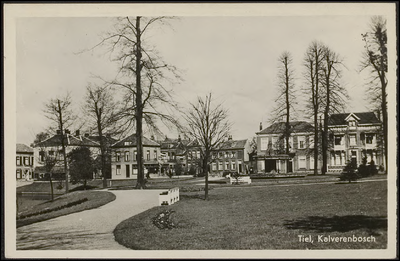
[17,189,165,250]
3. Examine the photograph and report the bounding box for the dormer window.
[349,120,356,127]
[124,141,131,146]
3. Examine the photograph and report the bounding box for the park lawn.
[114,180,387,250]
[17,190,116,228]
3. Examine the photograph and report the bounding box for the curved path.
[17,189,165,250]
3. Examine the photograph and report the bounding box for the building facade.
[256,121,316,173]
[110,134,161,179]
[210,137,251,176]
[158,136,190,176]
[16,144,34,180]
[33,130,102,179]
[327,112,384,172]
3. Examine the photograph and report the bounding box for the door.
[126,165,130,178]
[287,160,293,173]
[265,160,276,172]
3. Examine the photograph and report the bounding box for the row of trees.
[37,16,388,200]
[270,16,388,175]
[37,16,231,200]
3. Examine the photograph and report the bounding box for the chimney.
[56,130,61,135]
[84,133,90,137]
[151,135,155,140]
[228,135,232,141]
[259,122,263,131]
[75,130,80,136]
[178,135,181,142]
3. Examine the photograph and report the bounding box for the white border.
[4,3,397,259]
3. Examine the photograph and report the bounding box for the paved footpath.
[17,189,165,250]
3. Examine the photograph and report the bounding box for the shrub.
[358,157,378,177]
[339,160,360,183]
[152,210,176,229]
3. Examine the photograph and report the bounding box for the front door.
[126,165,130,178]
[265,160,276,172]
[287,160,293,173]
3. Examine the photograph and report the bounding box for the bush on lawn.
[357,157,378,177]
[152,210,176,229]
[339,160,360,183]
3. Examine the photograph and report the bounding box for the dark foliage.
[152,210,176,229]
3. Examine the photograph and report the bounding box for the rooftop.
[112,134,160,147]
[328,112,381,126]
[17,143,34,153]
[257,121,314,135]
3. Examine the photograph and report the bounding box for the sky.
[10,4,396,145]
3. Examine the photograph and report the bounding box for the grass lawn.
[17,190,116,228]
[114,180,387,250]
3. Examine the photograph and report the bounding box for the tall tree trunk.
[203,157,209,200]
[322,74,330,175]
[135,16,145,189]
[284,56,290,172]
[58,99,69,193]
[96,110,108,188]
[50,174,54,201]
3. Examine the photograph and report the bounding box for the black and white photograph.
[4,3,397,259]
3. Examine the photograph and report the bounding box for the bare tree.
[303,41,325,175]
[320,45,348,174]
[84,83,124,188]
[361,16,388,171]
[183,93,232,200]
[270,51,297,172]
[43,93,74,193]
[86,16,181,189]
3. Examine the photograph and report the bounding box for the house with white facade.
[210,136,252,176]
[16,144,34,180]
[110,134,161,179]
[327,112,384,172]
[33,130,102,179]
[256,121,316,173]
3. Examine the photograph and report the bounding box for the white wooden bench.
[230,176,251,184]
[159,187,180,206]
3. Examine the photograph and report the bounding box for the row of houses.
[17,111,384,180]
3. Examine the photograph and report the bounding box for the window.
[334,136,343,146]
[16,169,22,179]
[349,135,357,146]
[134,150,137,161]
[219,162,223,170]
[366,134,374,144]
[146,150,150,161]
[212,163,217,171]
[349,121,356,127]
[116,165,121,175]
[154,150,158,160]
[49,150,54,156]
[231,162,236,170]
[298,136,305,149]
[260,137,268,150]
[225,152,229,158]
[125,151,130,162]
[225,162,229,170]
[310,156,315,169]
[116,152,121,162]
[16,156,21,166]
[197,151,201,159]
[231,152,236,158]
[124,141,131,146]
[298,155,306,169]
[23,157,30,166]
[219,152,223,158]
[39,151,45,161]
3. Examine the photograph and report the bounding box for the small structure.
[159,187,180,206]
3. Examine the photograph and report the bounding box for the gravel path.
[17,189,165,250]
